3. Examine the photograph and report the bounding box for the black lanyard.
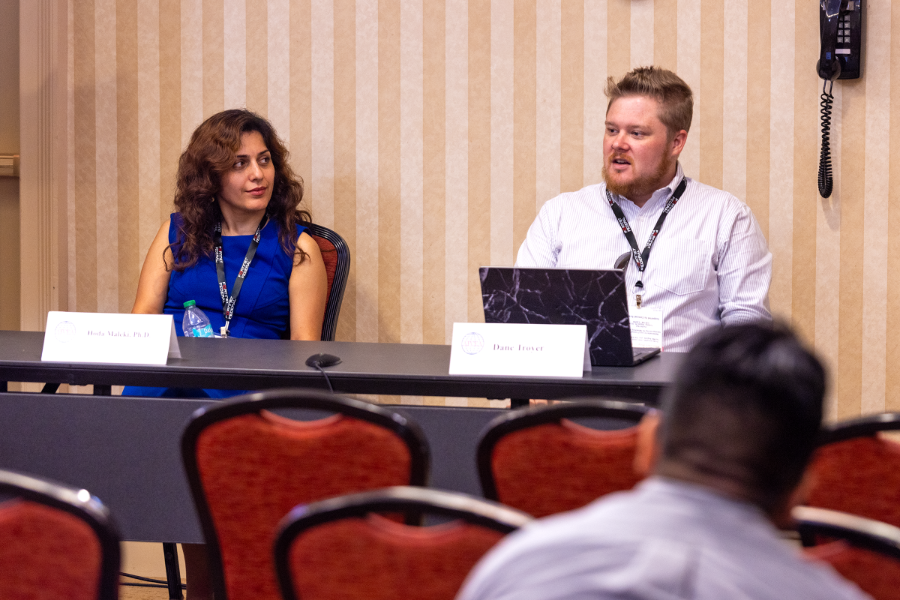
[213,215,268,336]
[605,178,687,307]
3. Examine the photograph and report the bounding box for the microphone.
[305,353,342,393]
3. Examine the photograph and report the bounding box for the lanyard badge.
[213,215,268,337]
[605,179,687,308]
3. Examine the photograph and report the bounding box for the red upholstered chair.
[305,223,350,342]
[806,413,900,528]
[477,400,651,517]
[158,224,351,597]
[795,506,900,600]
[0,468,121,600]
[273,486,531,600]
[181,389,430,600]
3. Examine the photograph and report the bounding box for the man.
[457,324,870,600]
[516,67,771,351]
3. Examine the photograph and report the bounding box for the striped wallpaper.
[59,0,900,415]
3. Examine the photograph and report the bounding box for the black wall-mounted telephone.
[817,0,863,198]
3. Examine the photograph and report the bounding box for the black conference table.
[0,330,684,542]
[0,330,682,400]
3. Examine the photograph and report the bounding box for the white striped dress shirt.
[515,164,772,352]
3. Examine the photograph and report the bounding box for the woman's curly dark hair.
[167,109,311,270]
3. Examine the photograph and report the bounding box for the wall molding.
[19,0,67,331]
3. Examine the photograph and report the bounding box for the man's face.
[602,95,686,206]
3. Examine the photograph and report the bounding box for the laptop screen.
[479,267,635,367]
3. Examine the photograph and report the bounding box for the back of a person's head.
[656,323,825,511]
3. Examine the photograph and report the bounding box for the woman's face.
[218,131,275,218]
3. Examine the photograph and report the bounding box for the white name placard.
[41,311,182,365]
[449,323,590,378]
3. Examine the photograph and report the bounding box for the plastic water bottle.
[182,300,214,338]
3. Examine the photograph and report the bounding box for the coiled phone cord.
[818,78,835,198]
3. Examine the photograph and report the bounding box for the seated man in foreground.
[457,324,870,600]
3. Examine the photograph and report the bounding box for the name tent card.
[41,311,182,365]
[449,322,590,378]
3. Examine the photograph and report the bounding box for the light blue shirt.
[515,165,772,352]
[457,477,870,600]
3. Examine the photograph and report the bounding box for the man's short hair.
[605,66,694,136]
[658,324,825,511]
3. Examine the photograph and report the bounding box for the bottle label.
[192,324,215,338]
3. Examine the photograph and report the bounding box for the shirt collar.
[639,475,769,521]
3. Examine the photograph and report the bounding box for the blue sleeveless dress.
[123,213,308,399]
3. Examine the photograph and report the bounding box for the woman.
[130,108,327,391]
[128,109,326,599]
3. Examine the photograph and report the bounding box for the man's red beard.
[603,153,676,202]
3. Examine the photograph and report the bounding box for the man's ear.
[670,130,688,159]
[633,410,661,477]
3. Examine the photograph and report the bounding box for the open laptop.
[479,267,661,367]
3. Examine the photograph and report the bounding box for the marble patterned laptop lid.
[479,267,634,367]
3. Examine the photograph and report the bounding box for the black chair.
[806,412,900,527]
[305,223,350,342]
[0,468,121,600]
[274,486,531,600]
[795,505,900,600]
[181,389,430,600]
[158,221,350,597]
[478,399,651,517]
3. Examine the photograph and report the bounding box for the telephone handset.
[817,0,863,198]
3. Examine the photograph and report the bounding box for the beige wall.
[0,0,19,331]
[37,0,900,417]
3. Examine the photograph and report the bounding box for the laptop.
[479,267,661,367]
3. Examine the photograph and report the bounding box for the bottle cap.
[183,300,197,308]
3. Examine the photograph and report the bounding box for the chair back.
[274,486,531,600]
[181,389,430,600]
[795,506,900,600]
[305,223,350,341]
[807,413,900,528]
[0,469,121,600]
[477,400,650,517]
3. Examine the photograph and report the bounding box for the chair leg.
[162,542,184,600]
[41,383,60,393]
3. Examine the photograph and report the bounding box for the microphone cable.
[818,78,835,198]
[312,363,334,393]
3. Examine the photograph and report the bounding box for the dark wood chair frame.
[162,223,350,597]
[0,468,122,600]
[794,505,900,561]
[817,412,900,445]
[180,389,431,600]
[273,485,532,600]
[476,399,651,501]
[305,223,350,342]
